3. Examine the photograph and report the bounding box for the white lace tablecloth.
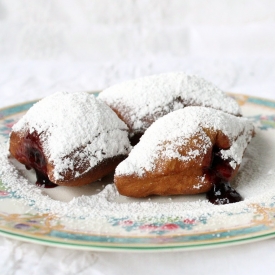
[1,0,275,274]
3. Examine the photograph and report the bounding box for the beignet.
[98,72,241,145]
[114,107,254,198]
[9,91,131,187]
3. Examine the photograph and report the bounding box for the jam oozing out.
[34,169,58,188]
[205,146,243,205]
[130,133,143,146]
[16,132,57,188]
[206,181,243,205]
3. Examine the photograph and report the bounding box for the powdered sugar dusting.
[116,107,254,177]
[0,124,275,222]
[1,93,275,229]
[12,91,131,181]
[98,72,241,134]
[0,127,274,222]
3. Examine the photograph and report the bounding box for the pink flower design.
[120,220,134,226]
[5,122,15,128]
[160,223,180,231]
[183,218,196,224]
[0,191,8,196]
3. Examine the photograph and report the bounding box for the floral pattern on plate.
[0,93,275,251]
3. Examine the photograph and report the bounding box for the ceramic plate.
[0,93,275,252]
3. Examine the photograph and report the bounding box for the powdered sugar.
[0,91,275,229]
[98,72,242,135]
[116,107,254,177]
[0,125,275,222]
[12,91,131,181]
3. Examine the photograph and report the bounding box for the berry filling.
[130,133,143,146]
[206,181,243,205]
[205,146,243,205]
[15,132,57,188]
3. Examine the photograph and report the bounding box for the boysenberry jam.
[130,133,143,146]
[16,131,57,188]
[34,169,57,188]
[205,146,243,205]
[206,181,243,205]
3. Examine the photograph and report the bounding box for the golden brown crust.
[9,131,24,163]
[9,130,127,187]
[115,173,211,198]
[115,128,241,198]
[51,155,126,187]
